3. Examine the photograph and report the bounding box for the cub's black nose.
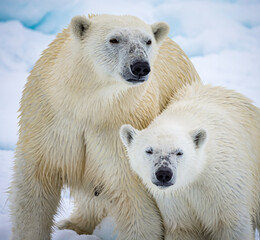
[155,167,173,183]
[131,61,150,77]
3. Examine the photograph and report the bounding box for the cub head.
[120,124,207,191]
[70,14,169,86]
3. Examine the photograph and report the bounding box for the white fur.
[9,14,200,240]
[121,83,260,240]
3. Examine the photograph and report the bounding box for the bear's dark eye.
[110,38,119,44]
[145,148,153,155]
[146,40,152,45]
[176,151,183,156]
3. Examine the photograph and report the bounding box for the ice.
[92,217,117,240]
[0,0,86,34]
[0,21,54,149]
[0,150,13,240]
[1,0,260,35]
[0,0,155,34]
[192,50,260,107]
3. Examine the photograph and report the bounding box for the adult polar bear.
[9,14,200,240]
[120,83,260,240]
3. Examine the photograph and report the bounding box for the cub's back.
[170,82,260,209]
[171,82,260,140]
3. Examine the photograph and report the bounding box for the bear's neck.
[52,52,159,128]
[32,30,160,129]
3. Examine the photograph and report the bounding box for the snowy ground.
[0,0,260,239]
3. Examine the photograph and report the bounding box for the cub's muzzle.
[153,166,175,188]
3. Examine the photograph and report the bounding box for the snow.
[0,21,54,150]
[0,0,259,239]
[0,0,86,34]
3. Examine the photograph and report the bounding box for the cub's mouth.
[153,181,174,189]
[152,166,176,189]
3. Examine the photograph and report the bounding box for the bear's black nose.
[131,61,150,77]
[155,167,173,183]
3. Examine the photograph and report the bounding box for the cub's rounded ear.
[120,124,138,148]
[70,16,91,40]
[190,128,207,149]
[151,22,170,43]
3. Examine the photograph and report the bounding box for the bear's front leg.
[57,190,108,235]
[9,154,62,240]
[111,180,164,240]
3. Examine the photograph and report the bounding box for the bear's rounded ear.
[151,22,170,43]
[120,124,138,148]
[190,128,207,149]
[70,16,91,40]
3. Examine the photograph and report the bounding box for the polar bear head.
[120,124,207,191]
[70,14,169,86]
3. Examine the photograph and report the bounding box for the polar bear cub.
[120,82,260,240]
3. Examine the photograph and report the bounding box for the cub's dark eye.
[109,38,119,44]
[145,148,153,154]
[146,40,152,45]
[176,151,183,156]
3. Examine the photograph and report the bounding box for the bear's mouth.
[127,78,146,84]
